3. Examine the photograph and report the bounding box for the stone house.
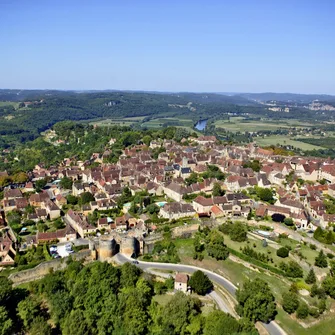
[159,203,196,220]
[174,273,189,293]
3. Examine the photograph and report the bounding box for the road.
[114,253,287,335]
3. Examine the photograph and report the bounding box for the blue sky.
[1,0,334,94]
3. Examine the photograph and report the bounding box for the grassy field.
[141,117,194,129]
[89,116,146,127]
[214,117,317,133]
[0,101,20,109]
[255,135,325,150]
[174,236,331,335]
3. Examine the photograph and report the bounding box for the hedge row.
[227,247,288,277]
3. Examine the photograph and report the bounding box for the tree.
[17,296,41,328]
[322,275,335,298]
[280,261,303,278]
[142,135,152,146]
[79,192,95,205]
[120,262,142,288]
[296,302,309,319]
[189,270,213,295]
[206,231,229,261]
[236,278,277,323]
[0,176,11,187]
[325,230,334,245]
[60,176,73,189]
[62,309,90,335]
[150,291,201,334]
[313,227,325,242]
[29,316,52,335]
[35,178,47,192]
[185,172,199,186]
[66,194,78,205]
[175,128,189,142]
[53,218,65,230]
[256,187,274,203]
[229,222,247,242]
[282,292,299,314]
[276,247,289,258]
[203,310,241,335]
[145,203,159,214]
[315,250,328,268]
[12,171,28,183]
[306,268,316,284]
[0,277,12,304]
[212,182,224,196]
[283,217,294,226]
[0,306,13,335]
[243,160,262,172]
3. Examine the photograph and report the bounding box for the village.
[1,133,335,268]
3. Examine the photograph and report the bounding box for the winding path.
[114,253,287,335]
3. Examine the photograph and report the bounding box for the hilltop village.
[2,130,335,267]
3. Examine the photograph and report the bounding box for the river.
[195,119,208,131]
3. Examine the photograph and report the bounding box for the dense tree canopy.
[189,271,213,295]
[205,231,229,261]
[236,278,277,323]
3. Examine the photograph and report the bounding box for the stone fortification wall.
[171,224,200,238]
[9,250,91,286]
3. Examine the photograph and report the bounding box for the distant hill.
[235,92,335,103]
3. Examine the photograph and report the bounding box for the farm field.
[0,101,20,109]
[140,117,194,129]
[89,116,146,127]
[254,135,325,150]
[214,117,317,132]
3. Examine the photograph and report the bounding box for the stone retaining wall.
[9,250,91,286]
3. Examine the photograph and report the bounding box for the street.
[114,253,287,335]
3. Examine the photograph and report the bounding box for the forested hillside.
[0,260,257,335]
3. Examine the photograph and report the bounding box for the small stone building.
[174,273,189,293]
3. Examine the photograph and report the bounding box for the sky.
[1,0,334,94]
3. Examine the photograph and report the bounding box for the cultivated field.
[255,135,325,150]
[214,117,317,133]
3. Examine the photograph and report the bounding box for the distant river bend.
[195,119,208,131]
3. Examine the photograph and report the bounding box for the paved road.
[209,291,230,314]
[114,254,287,335]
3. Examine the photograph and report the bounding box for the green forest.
[0,260,257,335]
[1,89,331,152]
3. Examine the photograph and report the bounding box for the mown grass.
[255,135,324,150]
[174,236,332,335]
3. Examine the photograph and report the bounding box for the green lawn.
[255,135,324,150]
[214,117,320,134]
[153,294,174,306]
[0,101,20,109]
[174,236,332,335]
[141,117,194,129]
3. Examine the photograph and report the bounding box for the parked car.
[132,260,139,264]
[52,252,60,259]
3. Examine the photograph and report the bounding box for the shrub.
[277,247,289,258]
[309,307,320,318]
[282,292,299,314]
[305,268,316,284]
[315,250,328,268]
[296,302,309,319]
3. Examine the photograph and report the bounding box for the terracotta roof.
[175,273,189,283]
